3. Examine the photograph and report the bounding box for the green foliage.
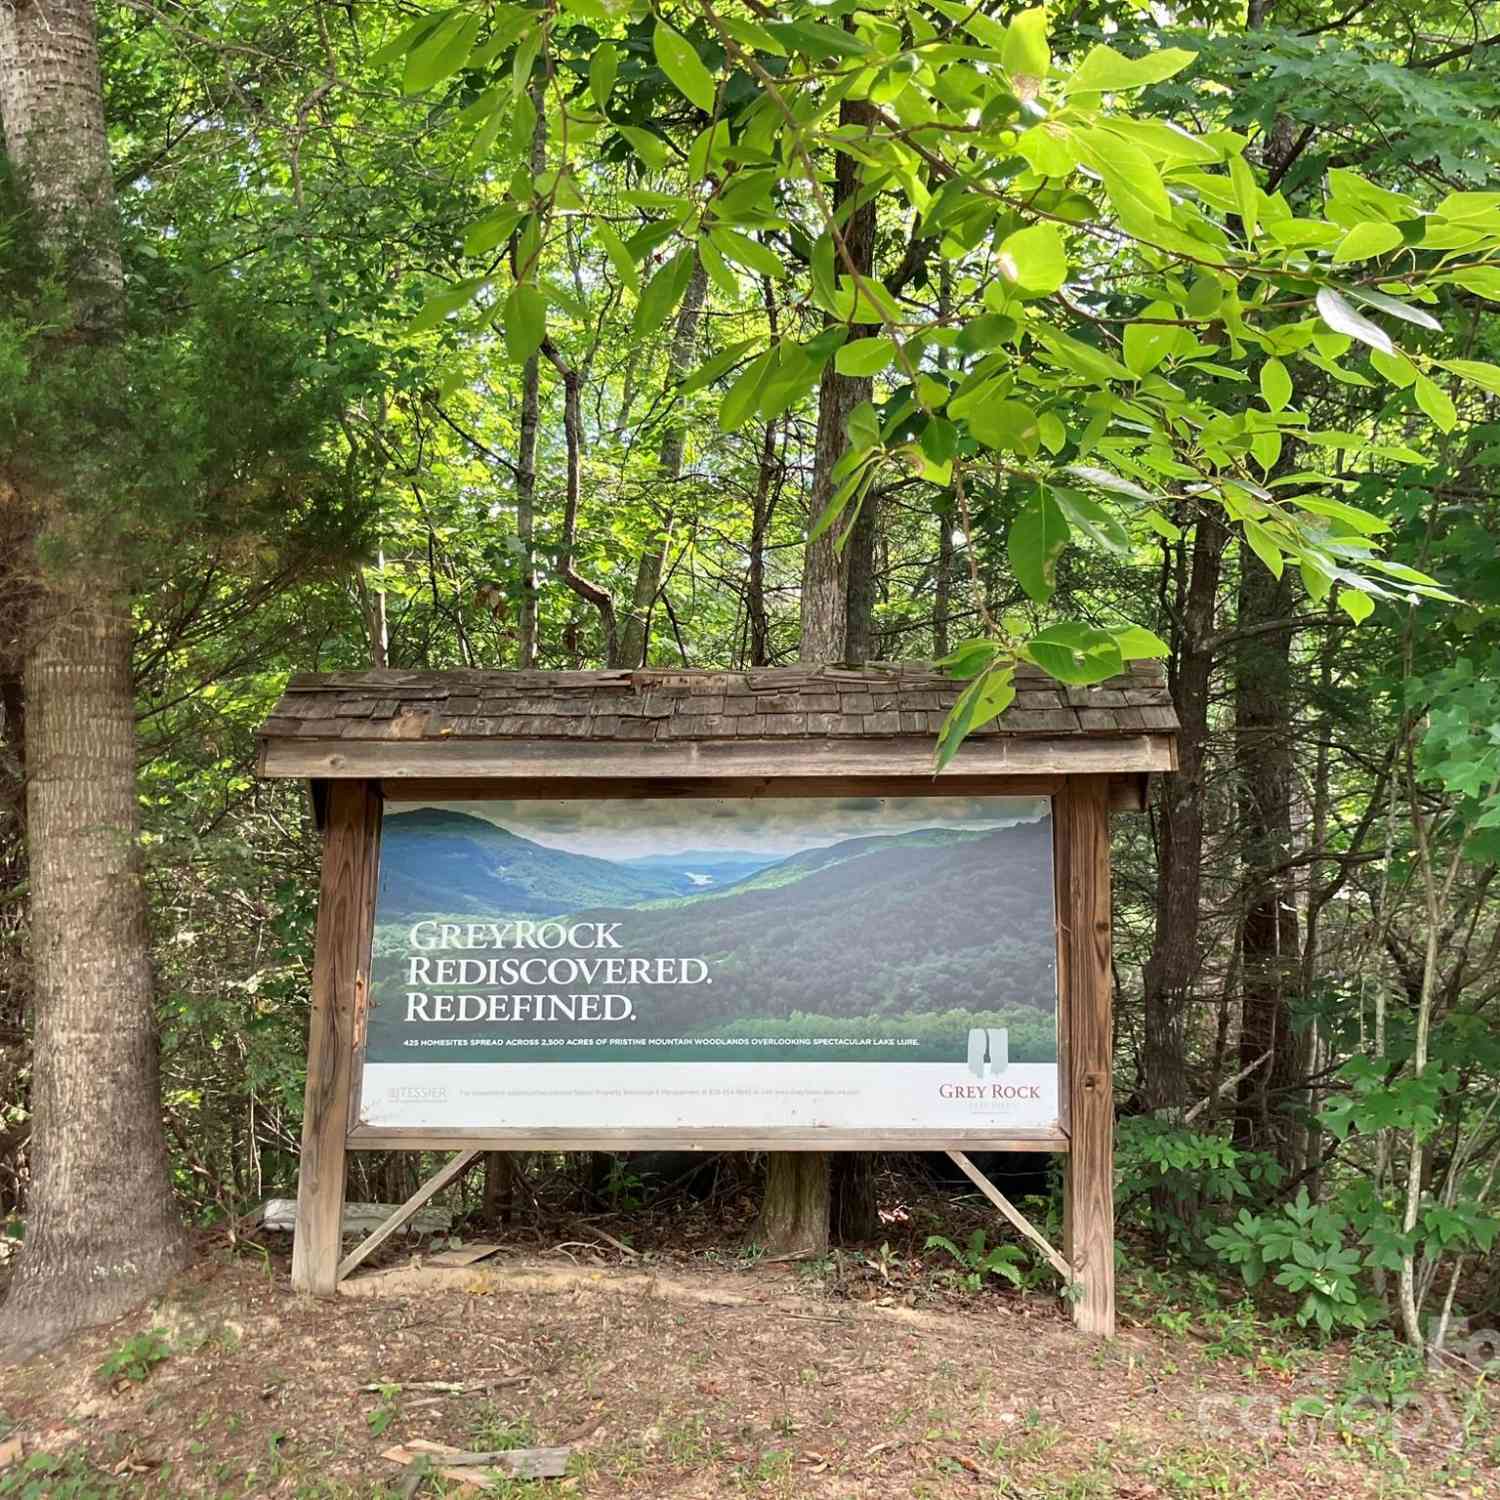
[1208,1190,1375,1334]
[925,1228,1026,1291]
[95,1328,172,1386]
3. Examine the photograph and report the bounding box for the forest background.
[2,0,1500,1366]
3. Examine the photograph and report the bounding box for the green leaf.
[1067,44,1195,93]
[1008,490,1071,603]
[719,350,774,431]
[1343,286,1441,332]
[633,248,694,336]
[1260,357,1292,413]
[1065,464,1156,501]
[464,206,522,258]
[1339,588,1374,624]
[370,12,449,68]
[996,223,1068,296]
[1229,153,1258,240]
[1053,488,1131,556]
[408,277,487,332]
[1449,266,1500,300]
[709,228,786,279]
[834,337,898,377]
[1027,622,1124,685]
[594,222,639,290]
[936,665,1017,773]
[1002,8,1050,78]
[678,339,756,397]
[1315,287,1395,357]
[971,400,1040,455]
[1243,518,1284,580]
[1333,221,1404,263]
[590,43,619,111]
[654,22,717,112]
[1441,358,1500,395]
[1113,625,1170,659]
[617,126,669,172]
[503,283,546,363]
[403,13,481,93]
[1414,374,1457,432]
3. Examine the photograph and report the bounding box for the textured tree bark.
[763,99,882,1252]
[755,1153,829,1256]
[747,418,778,667]
[0,0,187,1355]
[618,258,709,668]
[1231,564,1301,1166]
[798,98,878,667]
[515,353,540,667]
[1141,516,1226,1126]
[0,594,187,1353]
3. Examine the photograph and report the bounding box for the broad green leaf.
[1339,588,1374,624]
[996,223,1068,296]
[1123,308,1178,376]
[936,638,1003,680]
[1260,357,1292,413]
[1315,287,1395,356]
[1243,519,1284,579]
[719,350,775,431]
[1067,43,1195,93]
[654,22,717,112]
[1414,374,1457,432]
[1333,221,1404,263]
[403,13,481,93]
[633,248,694,336]
[594,222,639,290]
[503,283,546,362]
[408,277,487,332]
[678,339,757,396]
[370,12,448,69]
[709,228,786,279]
[1343,286,1441,331]
[590,43,619,111]
[1054,488,1131,556]
[1442,358,1500,395]
[464,206,522,257]
[1113,625,1170,659]
[971,399,1040,454]
[1449,267,1500,300]
[1002,8,1050,79]
[1229,153,1258,240]
[1008,490,1070,602]
[835,337,898,377]
[617,125,669,172]
[1065,464,1156,501]
[1027,622,1124,685]
[936,665,1017,773]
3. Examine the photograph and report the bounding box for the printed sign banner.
[359,796,1059,1132]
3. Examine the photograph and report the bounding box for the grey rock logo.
[966,1027,1009,1080]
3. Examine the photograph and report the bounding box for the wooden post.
[292,780,381,1295]
[1060,775,1115,1337]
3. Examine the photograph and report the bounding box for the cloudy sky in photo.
[389,796,1051,860]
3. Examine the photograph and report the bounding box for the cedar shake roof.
[255,662,1178,782]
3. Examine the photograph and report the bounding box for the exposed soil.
[0,1236,1495,1498]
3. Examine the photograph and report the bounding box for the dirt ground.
[0,1237,1495,1499]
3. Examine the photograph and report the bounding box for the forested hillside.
[2,0,1500,1381]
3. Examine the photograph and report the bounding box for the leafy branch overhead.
[374,0,1491,764]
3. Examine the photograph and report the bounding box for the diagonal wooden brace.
[337,1149,481,1283]
[944,1149,1072,1283]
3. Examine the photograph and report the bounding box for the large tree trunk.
[1140,516,1225,1125]
[760,98,882,1255]
[0,591,186,1354]
[1231,564,1302,1167]
[0,0,187,1355]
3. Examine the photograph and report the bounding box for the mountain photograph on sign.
[366,796,1058,1066]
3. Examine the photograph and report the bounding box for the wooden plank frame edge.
[345,1127,1070,1151]
[1059,776,1116,1338]
[291,780,381,1296]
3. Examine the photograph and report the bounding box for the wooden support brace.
[337,1149,482,1283]
[945,1149,1071,1282]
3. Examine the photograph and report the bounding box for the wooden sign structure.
[256,661,1178,1337]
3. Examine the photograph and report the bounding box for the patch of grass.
[663,1412,724,1467]
[467,1405,537,1452]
